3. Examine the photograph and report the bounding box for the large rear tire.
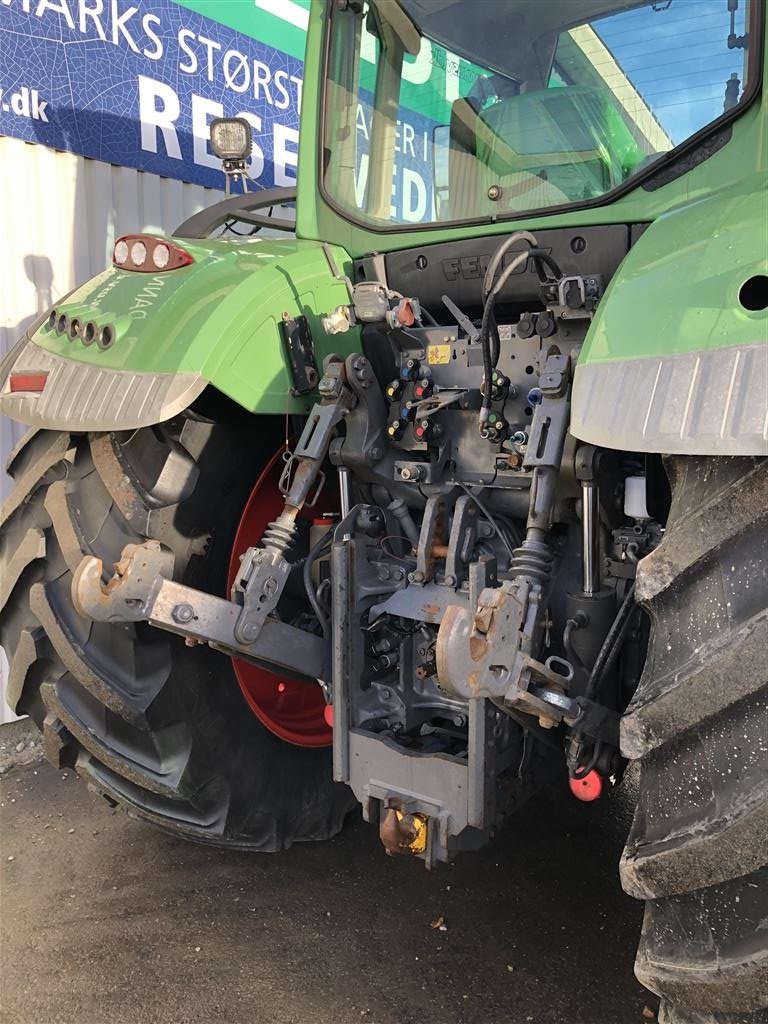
[0,415,354,849]
[620,456,768,1021]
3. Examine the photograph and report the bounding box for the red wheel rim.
[227,446,332,747]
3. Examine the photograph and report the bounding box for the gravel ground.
[0,758,657,1024]
[0,719,44,776]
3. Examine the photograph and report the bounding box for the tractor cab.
[308,0,755,232]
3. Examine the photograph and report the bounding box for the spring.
[509,537,554,582]
[261,515,298,554]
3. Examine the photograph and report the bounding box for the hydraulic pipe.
[581,480,600,596]
[338,468,352,518]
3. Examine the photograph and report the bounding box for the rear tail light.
[113,239,129,265]
[130,240,147,266]
[113,235,194,272]
[9,372,48,393]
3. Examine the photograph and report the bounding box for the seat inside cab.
[446,84,650,220]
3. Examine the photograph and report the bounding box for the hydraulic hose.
[482,230,538,301]
[563,614,589,677]
[479,229,567,417]
[479,248,535,417]
[567,584,636,779]
[530,251,563,283]
[303,530,334,638]
[585,582,637,701]
[481,231,537,382]
[479,247,566,417]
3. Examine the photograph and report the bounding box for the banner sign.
[0,0,463,219]
[0,0,308,191]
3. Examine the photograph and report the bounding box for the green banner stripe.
[171,0,309,60]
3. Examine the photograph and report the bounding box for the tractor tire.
[0,417,354,850]
[620,456,768,1020]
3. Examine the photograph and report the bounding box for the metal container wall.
[0,136,221,721]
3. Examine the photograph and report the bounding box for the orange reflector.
[323,704,334,728]
[569,770,603,802]
[9,372,48,393]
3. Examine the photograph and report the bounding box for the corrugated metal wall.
[0,136,222,722]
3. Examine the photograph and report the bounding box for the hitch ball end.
[71,540,169,623]
[71,554,109,620]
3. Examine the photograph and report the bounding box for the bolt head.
[172,603,194,624]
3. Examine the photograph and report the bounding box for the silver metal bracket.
[231,545,293,645]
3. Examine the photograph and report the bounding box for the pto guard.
[0,237,357,431]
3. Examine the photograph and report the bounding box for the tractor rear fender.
[571,173,768,456]
[0,237,358,431]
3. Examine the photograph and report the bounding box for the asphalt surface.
[0,759,656,1024]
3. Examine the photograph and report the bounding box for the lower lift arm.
[72,355,360,684]
[72,541,329,681]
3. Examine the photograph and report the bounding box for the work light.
[209,117,253,161]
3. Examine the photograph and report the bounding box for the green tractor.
[1,1,766,1019]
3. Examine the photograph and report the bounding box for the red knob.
[569,770,603,802]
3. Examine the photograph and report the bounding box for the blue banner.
[0,0,303,191]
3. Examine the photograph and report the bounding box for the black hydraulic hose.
[489,313,501,368]
[480,298,496,413]
[563,615,589,677]
[479,249,532,412]
[488,247,560,303]
[303,530,334,638]
[479,231,537,407]
[571,740,603,780]
[479,248,562,414]
[531,251,563,282]
[585,582,637,701]
[567,586,637,779]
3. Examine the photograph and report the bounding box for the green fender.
[0,237,359,430]
[572,173,768,455]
